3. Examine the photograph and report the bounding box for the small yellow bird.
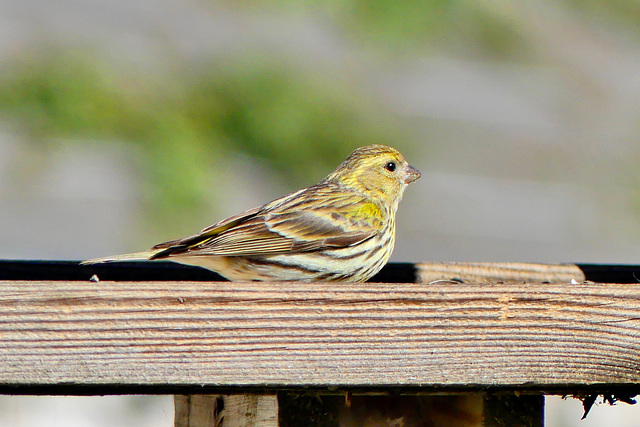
[82,145,420,282]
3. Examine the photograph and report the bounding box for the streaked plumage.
[82,145,420,282]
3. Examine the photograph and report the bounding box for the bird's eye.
[384,161,397,172]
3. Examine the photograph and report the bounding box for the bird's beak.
[402,165,421,184]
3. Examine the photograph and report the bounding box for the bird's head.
[324,145,421,208]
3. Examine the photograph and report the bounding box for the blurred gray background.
[1,0,640,425]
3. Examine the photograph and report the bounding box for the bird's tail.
[80,250,160,265]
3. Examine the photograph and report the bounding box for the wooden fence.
[1,261,639,426]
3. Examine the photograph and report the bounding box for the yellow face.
[326,145,421,204]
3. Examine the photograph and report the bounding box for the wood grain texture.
[415,262,585,284]
[174,394,277,427]
[175,395,224,427]
[1,280,639,388]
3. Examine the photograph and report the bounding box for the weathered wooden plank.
[0,260,589,284]
[174,394,277,427]
[175,395,224,427]
[1,280,640,388]
[414,262,584,284]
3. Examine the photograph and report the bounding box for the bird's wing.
[152,186,382,259]
[148,205,263,259]
[151,205,263,250]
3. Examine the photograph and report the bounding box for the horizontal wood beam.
[1,279,640,393]
[0,260,602,283]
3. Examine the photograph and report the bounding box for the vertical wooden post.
[483,393,544,427]
[175,394,278,427]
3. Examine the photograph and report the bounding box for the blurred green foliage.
[324,0,528,58]
[236,0,531,58]
[0,50,407,233]
[237,0,640,59]
[569,0,640,28]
